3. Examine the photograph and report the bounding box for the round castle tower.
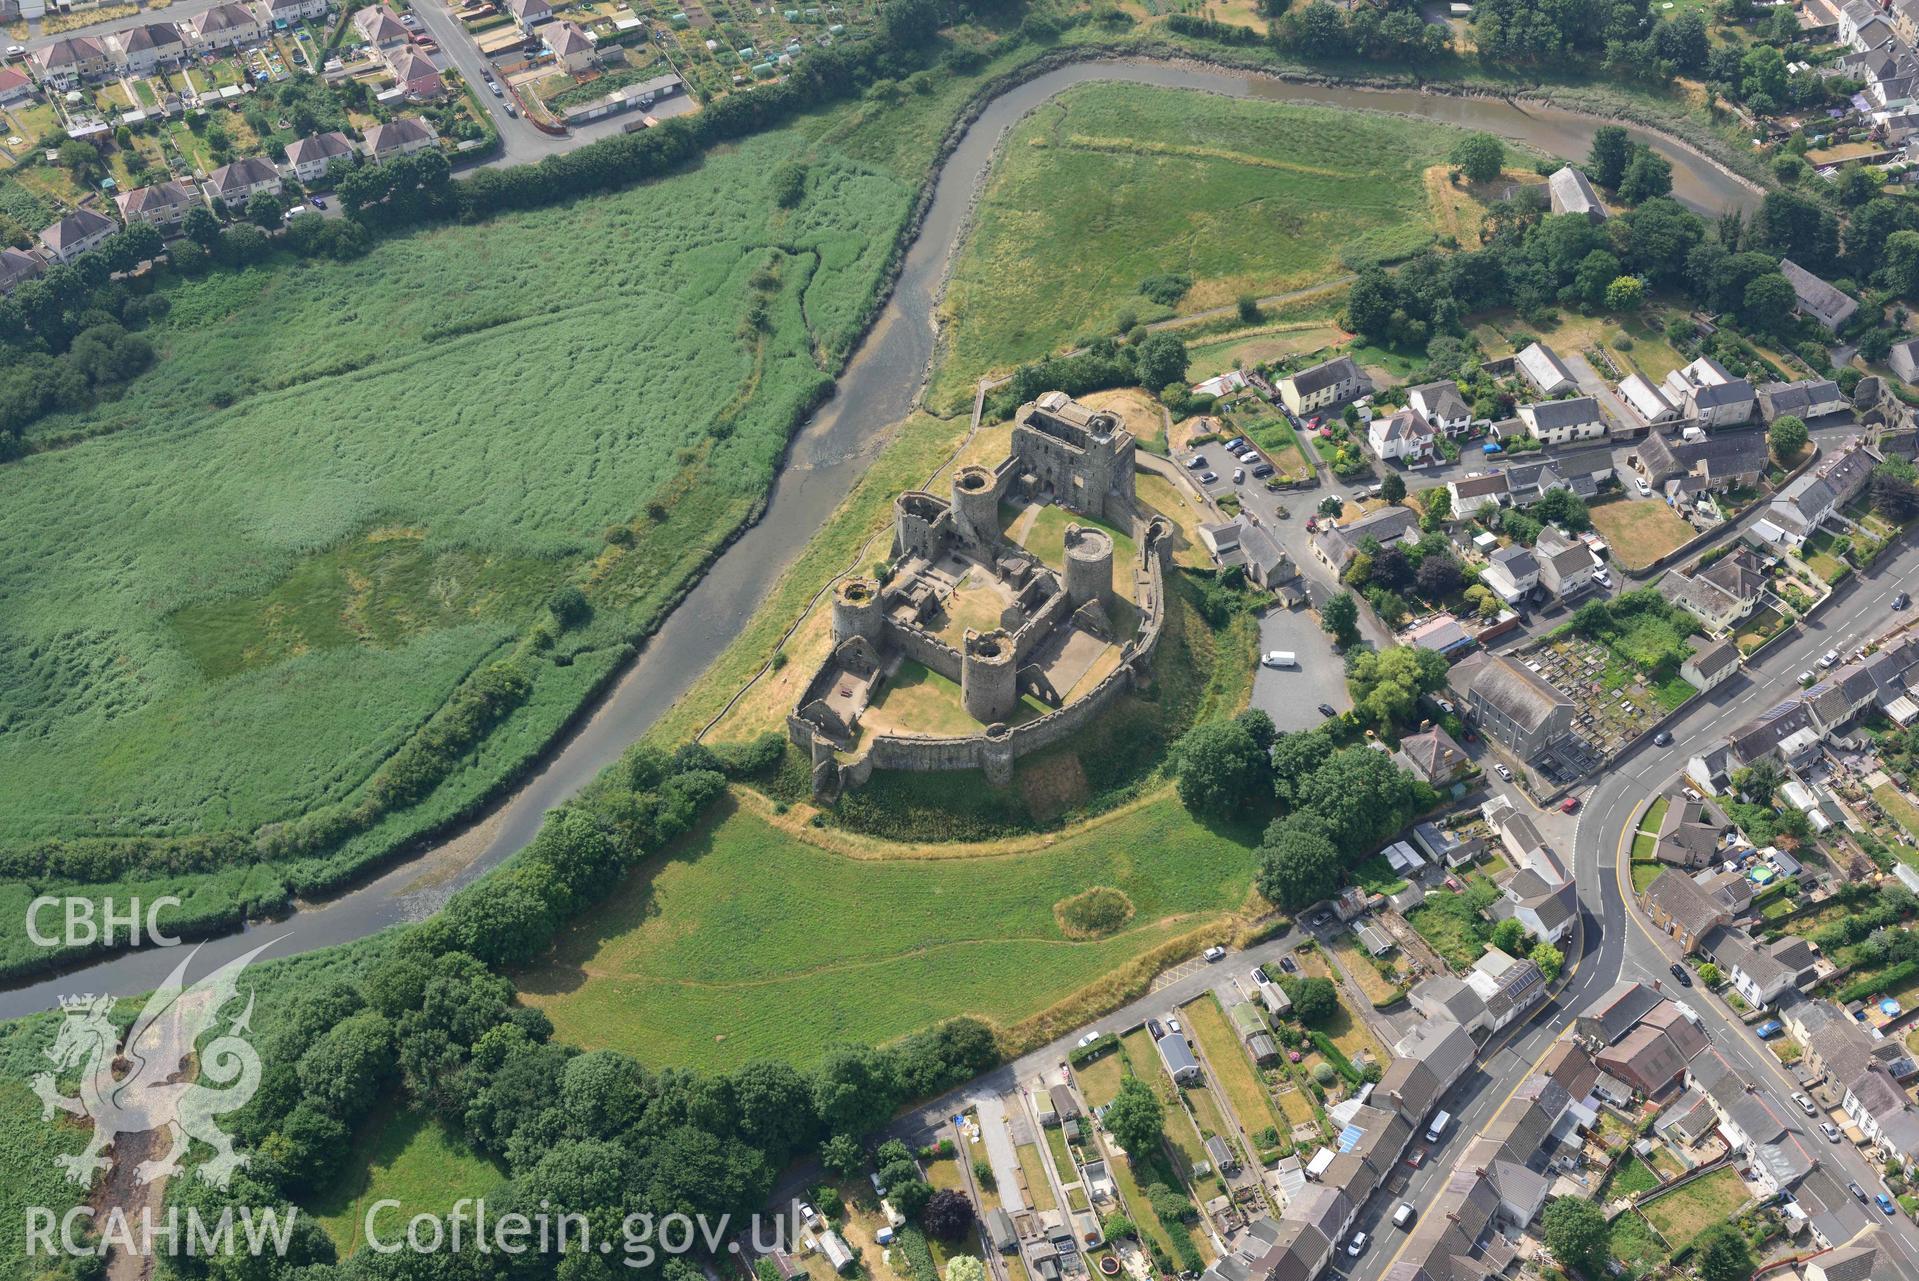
[952,466,1000,548]
[1062,524,1114,611]
[961,628,1019,725]
[831,576,883,644]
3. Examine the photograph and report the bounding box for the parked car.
[1792,1092,1817,1116]
[1560,796,1580,814]
[311,196,327,209]
[1878,1192,1896,1214]
[1897,592,1912,611]
[1635,478,1652,497]
[1797,670,1814,686]
[799,1203,820,1227]
[1824,1123,1844,1143]
[1186,455,1208,470]
[488,80,503,96]
[1669,962,1692,987]
[1756,1019,1784,1039]
[1076,1031,1100,1048]
[1252,463,1275,479]
[1392,1204,1416,1229]
[1850,1182,1868,1202]
[1167,1017,1182,1035]
[1346,1232,1368,1258]
[1494,763,1513,781]
[1820,648,1840,668]
[1317,703,1337,718]
[1593,568,1612,589]
[1202,946,1226,962]
[1653,730,1672,747]
[1278,956,1299,974]
[1233,468,1245,484]
[1147,1019,1165,1038]
[1223,437,1247,453]
[4,43,24,57]
[504,102,517,117]
[1200,471,1218,484]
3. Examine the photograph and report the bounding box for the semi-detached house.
[1518,396,1604,445]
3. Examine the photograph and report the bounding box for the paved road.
[1353,528,1919,1281]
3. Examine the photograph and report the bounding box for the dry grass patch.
[1588,498,1697,571]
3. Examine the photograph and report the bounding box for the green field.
[310,1108,506,1256]
[518,794,1255,1068]
[0,1016,88,1275]
[0,126,910,946]
[931,83,1477,409]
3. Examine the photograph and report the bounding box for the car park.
[1669,963,1692,987]
[1186,455,1207,470]
[1200,472,1218,484]
[1824,1123,1843,1143]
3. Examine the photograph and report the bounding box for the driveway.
[1562,350,1638,437]
[1251,606,1350,732]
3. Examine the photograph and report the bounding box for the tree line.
[155,735,1001,1281]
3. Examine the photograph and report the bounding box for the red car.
[1560,796,1580,813]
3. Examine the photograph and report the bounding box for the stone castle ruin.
[789,392,1173,799]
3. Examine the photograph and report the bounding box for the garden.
[1586,497,1697,572]
[1405,875,1501,970]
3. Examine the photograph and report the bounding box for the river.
[0,59,1760,1019]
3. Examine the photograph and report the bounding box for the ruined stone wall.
[882,616,963,683]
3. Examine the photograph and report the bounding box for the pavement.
[1351,527,1919,1281]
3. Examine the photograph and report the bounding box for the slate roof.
[1522,396,1601,432]
[1643,868,1730,938]
[1288,355,1363,396]
[204,155,280,195]
[1398,722,1469,783]
[38,208,115,254]
[285,130,355,168]
[1548,165,1605,218]
[1467,654,1572,734]
[1515,341,1575,392]
[1409,380,1470,422]
[1780,258,1859,329]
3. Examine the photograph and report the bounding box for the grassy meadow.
[930,83,1478,410]
[0,130,910,900]
[310,1108,507,1256]
[517,794,1255,1069]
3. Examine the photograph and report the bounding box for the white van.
[1392,1203,1416,1230]
[1261,651,1298,669]
[1426,1110,1451,1143]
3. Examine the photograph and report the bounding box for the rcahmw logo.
[33,941,276,1190]
[27,1206,301,1260]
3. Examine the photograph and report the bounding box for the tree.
[1172,719,1270,821]
[184,205,222,250]
[1541,1197,1609,1278]
[1281,976,1338,1026]
[1490,918,1528,954]
[1530,941,1564,982]
[1575,249,1622,307]
[1237,293,1261,324]
[893,1177,935,1221]
[1768,414,1808,462]
[1875,456,1919,518]
[1587,126,1631,189]
[1320,591,1360,646]
[1618,148,1673,204]
[1380,471,1406,503]
[1104,1076,1165,1158]
[246,189,285,230]
[1604,275,1644,312]
[1697,962,1721,986]
[1420,486,1452,532]
[1741,272,1798,336]
[1451,132,1504,185]
[1414,553,1462,601]
[1695,1225,1755,1281]
[946,1258,985,1281]
[1254,814,1343,910]
[1294,746,1425,856]
[1135,333,1189,390]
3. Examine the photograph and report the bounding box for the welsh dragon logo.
[33,941,276,1190]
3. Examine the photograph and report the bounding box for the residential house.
[1155,1031,1200,1085]
[30,35,110,89]
[352,4,410,50]
[1619,372,1679,426]
[1575,980,1664,1048]
[1681,637,1742,691]
[546,18,595,71]
[110,22,186,73]
[1534,526,1598,600]
[203,156,284,210]
[1502,867,1576,945]
[1309,503,1417,575]
[1463,947,1547,1034]
[507,0,551,29]
[1479,544,1538,606]
[1806,1232,1893,1281]
[1515,341,1577,397]
[1635,428,1768,494]
[37,208,116,264]
[1728,696,1823,770]
[1780,258,1859,333]
[1408,380,1472,435]
[1461,653,1573,759]
[386,47,442,98]
[1758,378,1849,425]
[1234,525,1293,590]
[1701,927,1819,1008]
[1652,793,1731,868]
[1506,457,1571,507]
[1640,868,1733,953]
[188,1,265,48]
[1841,1066,1919,1163]
[363,115,439,162]
[0,245,45,294]
[1395,722,1469,787]
[1841,0,1881,46]
[1594,1018,1700,1097]
[1548,165,1606,221]
[1689,1055,1816,1193]
[114,179,197,227]
[1405,613,1473,658]
[1518,396,1605,446]
[284,130,356,183]
[1410,974,1491,1035]
[1411,820,1486,869]
[0,65,28,106]
[1383,1018,1476,1117]
[257,0,329,25]
[1659,547,1767,635]
[1277,355,1366,417]
[1750,437,1881,547]
[1684,378,1757,429]
[1368,406,1437,464]
[1891,336,1919,384]
[1448,471,1510,519]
